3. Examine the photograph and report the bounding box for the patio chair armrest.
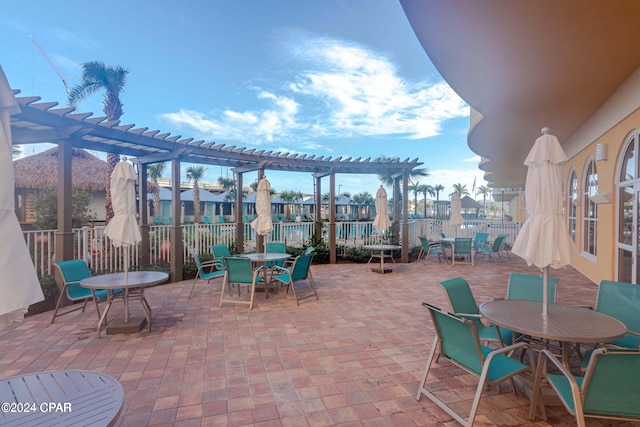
[270,265,290,275]
[252,265,266,277]
[200,259,224,272]
[539,349,577,382]
[456,312,482,319]
[486,341,529,358]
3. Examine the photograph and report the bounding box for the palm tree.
[279,190,303,219]
[433,184,445,202]
[218,176,235,190]
[452,183,469,196]
[68,61,129,223]
[376,155,430,187]
[12,145,21,159]
[476,185,492,215]
[409,180,421,215]
[351,191,374,219]
[186,166,205,223]
[147,162,166,219]
[418,184,435,218]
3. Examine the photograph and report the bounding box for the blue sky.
[2,0,488,200]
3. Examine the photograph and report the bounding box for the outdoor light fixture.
[596,143,608,161]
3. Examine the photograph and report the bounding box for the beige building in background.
[401,0,640,284]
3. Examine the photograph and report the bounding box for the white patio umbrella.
[449,192,465,235]
[251,177,273,250]
[0,66,43,331]
[511,127,578,315]
[104,157,142,293]
[373,186,391,232]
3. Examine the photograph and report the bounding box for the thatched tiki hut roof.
[14,147,107,190]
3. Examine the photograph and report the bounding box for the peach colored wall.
[562,109,640,284]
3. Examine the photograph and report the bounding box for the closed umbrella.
[104,157,141,321]
[251,177,273,248]
[511,128,577,315]
[449,192,464,235]
[373,186,391,232]
[0,66,44,331]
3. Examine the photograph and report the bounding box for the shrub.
[39,274,59,301]
[341,246,371,263]
[33,189,96,229]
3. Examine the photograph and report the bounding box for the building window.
[567,169,578,242]
[583,159,598,257]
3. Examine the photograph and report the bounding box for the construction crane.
[29,35,72,94]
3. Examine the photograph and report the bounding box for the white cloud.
[463,155,481,163]
[158,35,468,147]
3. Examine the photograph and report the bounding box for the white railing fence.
[23,219,522,277]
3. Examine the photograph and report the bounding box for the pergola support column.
[235,171,244,253]
[314,176,322,244]
[170,159,183,281]
[55,140,74,303]
[393,176,401,244]
[137,162,150,266]
[329,173,336,264]
[401,172,409,263]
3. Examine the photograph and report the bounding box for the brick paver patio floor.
[1,253,638,426]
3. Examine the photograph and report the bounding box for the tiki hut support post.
[255,168,264,253]
[329,173,336,264]
[169,159,183,281]
[137,162,150,266]
[314,176,322,245]
[401,172,409,263]
[55,141,74,303]
[235,171,244,254]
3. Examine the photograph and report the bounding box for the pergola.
[10,89,422,281]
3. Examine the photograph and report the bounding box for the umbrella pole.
[542,266,549,316]
[124,246,129,323]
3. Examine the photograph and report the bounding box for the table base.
[106,317,147,335]
[371,267,393,274]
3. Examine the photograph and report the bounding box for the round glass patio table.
[363,244,401,274]
[0,370,124,426]
[241,253,291,297]
[81,271,168,338]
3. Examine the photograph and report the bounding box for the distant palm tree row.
[144,161,491,223]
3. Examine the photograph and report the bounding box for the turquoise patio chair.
[452,237,474,266]
[188,249,225,299]
[497,233,511,260]
[417,302,533,426]
[417,235,444,263]
[438,277,513,346]
[52,259,119,324]
[203,215,211,224]
[507,273,558,302]
[211,243,232,260]
[506,273,560,352]
[219,257,265,310]
[271,254,318,305]
[265,241,287,268]
[477,235,505,263]
[531,348,640,425]
[594,280,640,349]
[473,232,489,258]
